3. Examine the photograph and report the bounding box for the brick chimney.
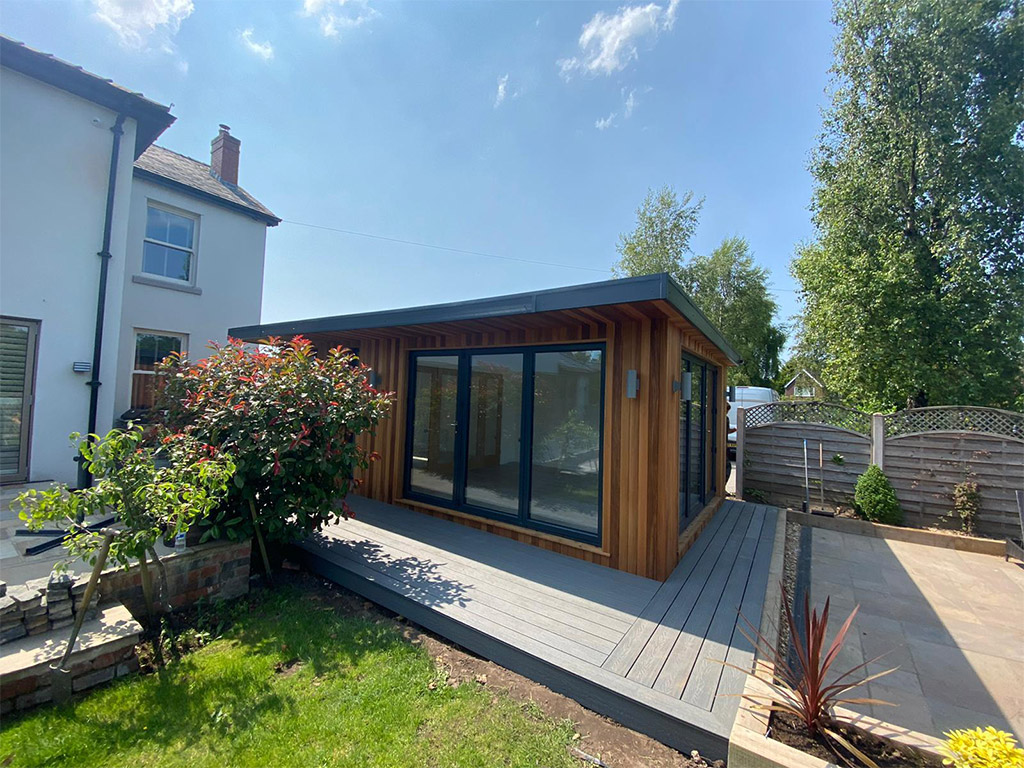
[210,124,240,185]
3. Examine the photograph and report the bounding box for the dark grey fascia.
[231,272,741,364]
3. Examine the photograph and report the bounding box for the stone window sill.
[132,274,202,295]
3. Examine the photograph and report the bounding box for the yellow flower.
[942,727,1024,768]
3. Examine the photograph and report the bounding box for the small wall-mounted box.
[626,369,640,399]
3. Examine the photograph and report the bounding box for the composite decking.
[297,497,780,760]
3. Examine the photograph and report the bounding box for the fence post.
[735,407,745,498]
[871,413,885,470]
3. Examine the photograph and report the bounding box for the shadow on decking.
[308,532,470,610]
[318,497,659,616]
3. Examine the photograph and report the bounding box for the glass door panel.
[680,355,709,525]
[408,355,460,500]
[687,362,705,516]
[529,350,602,536]
[465,353,523,515]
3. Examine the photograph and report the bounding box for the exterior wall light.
[626,369,639,399]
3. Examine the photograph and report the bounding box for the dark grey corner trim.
[132,273,202,295]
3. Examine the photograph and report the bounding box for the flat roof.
[231,273,741,364]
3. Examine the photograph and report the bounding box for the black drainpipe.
[76,113,126,488]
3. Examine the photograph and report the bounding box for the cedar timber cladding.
[230,275,737,581]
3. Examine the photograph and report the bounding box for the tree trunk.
[248,497,274,588]
[138,549,164,666]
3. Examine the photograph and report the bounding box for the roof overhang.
[230,273,742,364]
[1,36,175,158]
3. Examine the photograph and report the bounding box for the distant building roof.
[784,369,824,389]
[134,145,280,226]
[0,35,174,158]
[231,273,742,364]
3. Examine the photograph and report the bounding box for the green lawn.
[0,588,578,768]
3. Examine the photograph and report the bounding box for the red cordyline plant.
[157,336,392,581]
[727,583,896,767]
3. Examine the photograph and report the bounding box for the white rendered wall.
[113,176,268,419]
[0,69,137,485]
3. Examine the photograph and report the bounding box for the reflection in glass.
[680,356,709,525]
[529,350,602,535]
[409,356,459,500]
[143,242,191,281]
[465,354,523,515]
[687,362,705,516]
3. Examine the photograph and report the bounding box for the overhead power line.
[281,218,801,296]
[282,219,612,274]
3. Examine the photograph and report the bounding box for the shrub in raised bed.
[854,464,903,525]
[157,336,392,582]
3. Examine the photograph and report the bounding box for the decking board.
[334,514,639,637]
[298,496,779,760]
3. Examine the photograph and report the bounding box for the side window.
[142,205,197,282]
[131,331,186,409]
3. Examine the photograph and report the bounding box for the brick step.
[0,604,142,714]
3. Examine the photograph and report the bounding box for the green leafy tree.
[677,237,786,386]
[158,337,392,581]
[614,189,788,386]
[792,0,1024,410]
[17,427,235,627]
[612,186,703,278]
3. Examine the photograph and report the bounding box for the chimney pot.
[210,125,240,186]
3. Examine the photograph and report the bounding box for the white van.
[727,386,780,456]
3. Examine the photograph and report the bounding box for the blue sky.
[2,0,836,348]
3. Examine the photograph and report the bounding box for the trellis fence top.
[882,406,1024,440]
[743,402,1024,441]
[742,401,872,434]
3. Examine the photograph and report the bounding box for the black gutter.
[133,167,280,226]
[77,113,125,488]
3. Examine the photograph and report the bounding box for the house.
[783,368,824,400]
[231,273,740,581]
[0,36,279,486]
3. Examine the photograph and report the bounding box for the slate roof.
[1,35,174,158]
[134,145,280,226]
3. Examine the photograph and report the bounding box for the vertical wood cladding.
[305,301,730,581]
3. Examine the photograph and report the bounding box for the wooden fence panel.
[744,423,870,510]
[885,432,1024,537]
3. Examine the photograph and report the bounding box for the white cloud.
[241,28,274,60]
[558,0,679,79]
[92,0,194,51]
[495,74,509,108]
[595,112,616,130]
[623,88,637,118]
[302,0,378,38]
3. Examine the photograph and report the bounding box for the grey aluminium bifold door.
[0,318,39,484]
[404,344,605,545]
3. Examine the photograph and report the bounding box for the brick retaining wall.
[99,539,251,619]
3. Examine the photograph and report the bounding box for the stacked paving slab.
[0,573,100,645]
